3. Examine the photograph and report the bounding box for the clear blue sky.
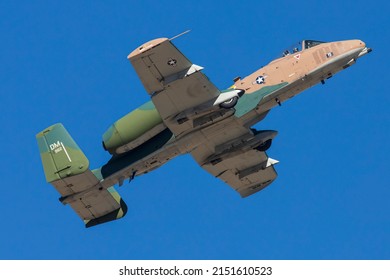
[1,0,389,259]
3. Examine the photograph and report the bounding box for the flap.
[190,121,279,198]
[192,145,278,197]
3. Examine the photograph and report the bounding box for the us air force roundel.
[255,75,265,84]
[167,58,177,67]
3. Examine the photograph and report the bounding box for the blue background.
[1,0,389,259]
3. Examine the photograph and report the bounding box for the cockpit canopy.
[303,40,325,49]
[282,40,326,57]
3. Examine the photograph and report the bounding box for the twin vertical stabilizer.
[36,124,127,227]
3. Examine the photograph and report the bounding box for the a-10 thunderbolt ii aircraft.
[37,34,371,227]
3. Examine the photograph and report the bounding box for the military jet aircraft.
[36,34,371,227]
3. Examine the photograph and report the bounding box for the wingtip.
[128,38,169,60]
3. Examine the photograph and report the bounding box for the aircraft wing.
[129,37,278,197]
[190,121,279,198]
[128,37,221,136]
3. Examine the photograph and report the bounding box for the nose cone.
[347,39,366,51]
[357,39,366,48]
[351,39,372,58]
[340,39,371,58]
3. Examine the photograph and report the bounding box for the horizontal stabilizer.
[36,124,128,227]
[79,187,128,228]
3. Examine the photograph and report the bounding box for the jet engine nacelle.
[102,101,165,155]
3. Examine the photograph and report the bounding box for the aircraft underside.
[36,36,371,227]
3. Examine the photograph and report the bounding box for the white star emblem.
[255,76,265,84]
[167,58,177,67]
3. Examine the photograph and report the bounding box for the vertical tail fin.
[36,124,128,227]
[36,123,89,183]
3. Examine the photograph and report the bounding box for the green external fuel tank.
[102,101,165,155]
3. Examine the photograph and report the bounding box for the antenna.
[169,30,191,41]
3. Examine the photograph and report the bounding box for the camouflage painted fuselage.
[36,38,370,227]
[98,39,368,186]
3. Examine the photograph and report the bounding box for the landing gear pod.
[213,89,244,109]
[255,139,273,152]
[220,96,238,109]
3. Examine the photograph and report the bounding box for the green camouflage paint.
[234,83,288,118]
[84,194,128,228]
[102,100,163,153]
[36,124,89,183]
[99,128,174,179]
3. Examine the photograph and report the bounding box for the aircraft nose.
[357,40,366,49]
[358,42,372,58]
[344,39,371,58]
[348,39,365,50]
